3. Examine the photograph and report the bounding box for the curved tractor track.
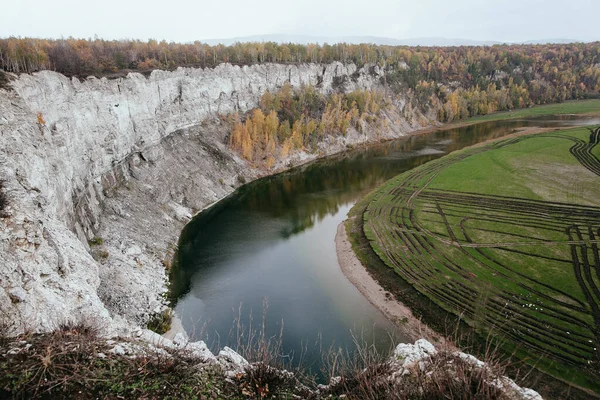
[363,129,600,381]
[545,126,600,177]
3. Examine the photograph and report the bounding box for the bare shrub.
[230,299,286,367]
[236,361,317,399]
[226,299,319,399]
[0,71,12,91]
[321,332,396,400]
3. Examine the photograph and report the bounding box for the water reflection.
[169,116,598,372]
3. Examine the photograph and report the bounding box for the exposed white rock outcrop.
[218,346,251,376]
[388,340,543,400]
[393,338,437,367]
[320,339,543,400]
[0,62,432,335]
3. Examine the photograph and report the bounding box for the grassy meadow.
[351,125,600,393]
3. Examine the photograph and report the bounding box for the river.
[170,115,600,372]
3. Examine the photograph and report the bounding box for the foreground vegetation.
[0,324,540,400]
[350,124,600,394]
[0,326,230,399]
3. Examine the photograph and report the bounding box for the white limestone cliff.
[0,62,431,335]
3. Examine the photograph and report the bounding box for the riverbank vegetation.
[350,125,600,394]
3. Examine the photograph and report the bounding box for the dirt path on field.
[335,221,452,348]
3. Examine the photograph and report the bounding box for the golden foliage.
[228,86,388,165]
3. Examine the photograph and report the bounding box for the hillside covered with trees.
[2,39,600,119]
[3,38,600,159]
[227,85,389,166]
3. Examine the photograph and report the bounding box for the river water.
[170,115,600,371]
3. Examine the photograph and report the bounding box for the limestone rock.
[218,346,249,375]
[166,201,193,223]
[172,332,188,347]
[7,287,27,303]
[393,338,437,368]
[0,62,433,336]
[170,332,216,362]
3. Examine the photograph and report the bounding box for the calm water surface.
[170,115,600,371]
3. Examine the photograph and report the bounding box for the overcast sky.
[0,0,597,43]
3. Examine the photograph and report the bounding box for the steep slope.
[0,62,434,335]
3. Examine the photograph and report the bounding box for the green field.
[353,125,600,392]
[463,99,600,123]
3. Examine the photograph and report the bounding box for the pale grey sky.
[0,0,597,43]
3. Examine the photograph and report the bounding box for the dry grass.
[229,300,286,367]
[0,324,232,399]
[223,300,320,399]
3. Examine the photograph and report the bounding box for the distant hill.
[522,38,586,44]
[201,34,501,46]
[201,34,589,47]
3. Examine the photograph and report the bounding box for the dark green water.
[170,115,600,370]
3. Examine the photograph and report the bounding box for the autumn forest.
[2,37,600,165]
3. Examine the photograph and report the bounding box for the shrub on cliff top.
[0,71,12,90]
[146,309,172,334]
[87,236,103,246]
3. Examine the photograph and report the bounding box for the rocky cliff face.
[0,62,432,335]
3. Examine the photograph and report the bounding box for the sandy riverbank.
[335,221,450,346]
[332,125,563,347]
